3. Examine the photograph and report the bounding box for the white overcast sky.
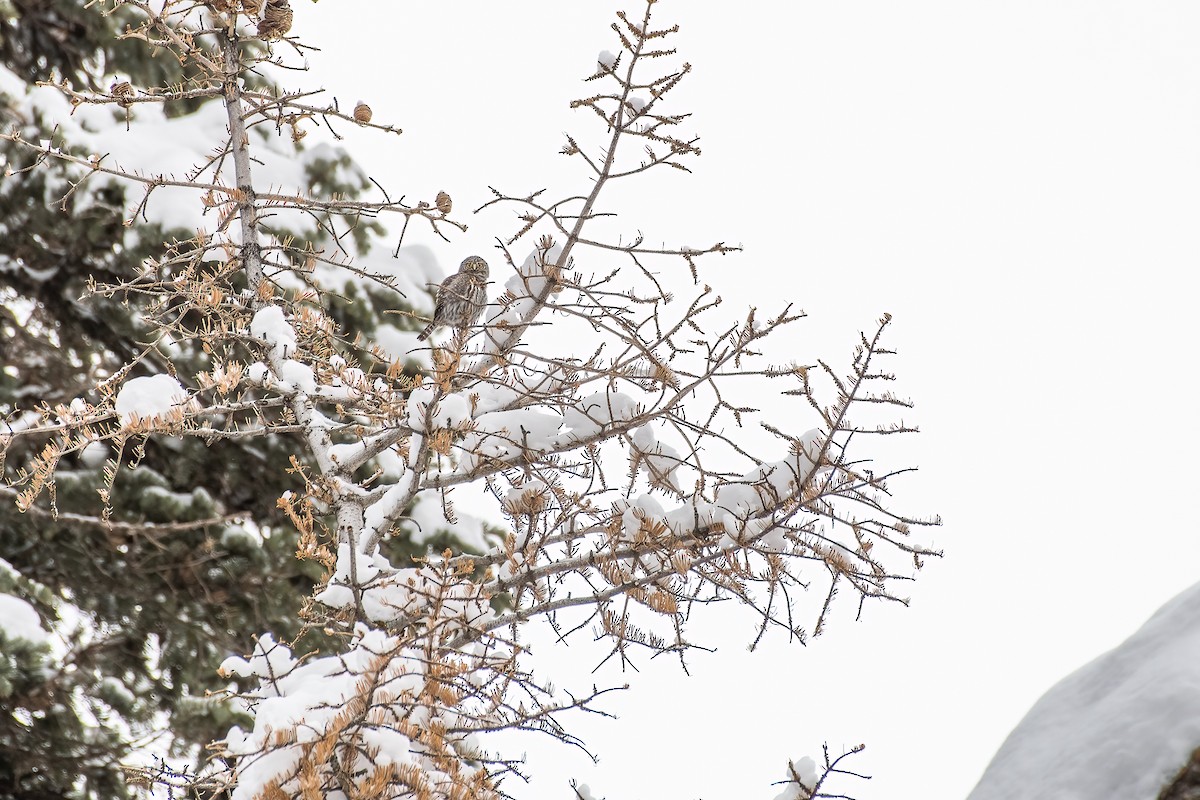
[293,2,1200,798]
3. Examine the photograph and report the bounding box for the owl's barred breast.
[416,256,490,341]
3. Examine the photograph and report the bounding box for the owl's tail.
[416,322,435,342]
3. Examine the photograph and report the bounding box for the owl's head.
[460,255,489,279]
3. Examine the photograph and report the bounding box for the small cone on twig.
[435,191,452,215]
[353,102,373,124]
[110,81,133,106]
[241,0,262,14]
[257,0,292,39]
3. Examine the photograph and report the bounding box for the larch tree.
[0,1,940,799]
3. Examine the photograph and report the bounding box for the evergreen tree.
[0,2,468,796]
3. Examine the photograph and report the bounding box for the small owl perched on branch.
[417,255,490,341]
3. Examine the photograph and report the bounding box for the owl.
[416,255,490,341]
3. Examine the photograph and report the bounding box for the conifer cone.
[257,0,292,39]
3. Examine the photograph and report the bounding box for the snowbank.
[968,581,1200,800]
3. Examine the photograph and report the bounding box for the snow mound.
[0,593,47,645]
[114,374,188,422]
[968,581,1200,800]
